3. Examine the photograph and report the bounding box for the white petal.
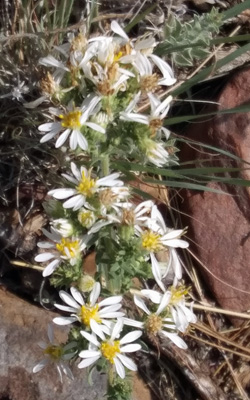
[78,356,100,368]
[79,350,101,358]
[90,320,106,341]
[111,21,129,42]
[114,357,125,379]
[80,331,100,346]
[38,122,61,132]
[120,344,141,353]
[70,287,84,306]
[71,162,81,180]
[90,282,101,306]
[48,188,76,200]
[111,319,124,340]
[55,129,71,147]
[76,131,88,150]
[120,330,142,345]
[123,318,144,329]
[141,289,162,304]
[150,254,165,292]
[116,353,137,371]
[86,122,105,134]
[99,296,122,307]
[156,291,171,315]
[42,259,60,277]
[47,323,54,343]
[70,129,78,150]
[33,359,49,373]
[59,290,80,309]
[54,304,76,313]
[63,195,84,209]
[35,253,54,262]
[53,316,77,325]
[161,331,187,349]
[134,295,150,315]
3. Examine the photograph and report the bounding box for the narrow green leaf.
[165,103,250,125]
[124,4,156,33]
[176,138,250,165]
[144,178,227,193]
[222,0,250,21]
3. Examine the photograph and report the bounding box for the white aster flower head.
[142,205,189,287]
[78,208,96,229]
[88,199,153,236]
[78,318,142,379]
[33,323,75,382]
[38,95,104,150]
[141,285,197,334]
[120,93,172,138]
[35,228,89,277]
[53,282,124,338]
[51,218,74,237]
[48,162,124,211]
[124,293,187,349]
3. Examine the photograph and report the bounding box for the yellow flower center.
[78,210,95,228]
[140,74,158,93]
[44,345,63,360]
[56,238,80,258]
[59,110,82,129]
[81,304,101,326]
[170,286,189,306]
[76,171,97,197]
[100,340,120,364]
[141,230,163,252]
[145,314,163,335]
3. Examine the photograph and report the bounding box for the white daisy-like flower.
[38,95,104,150]
[78,318,142,379]
[88,200,153,235]
[124,292,187,349]
[144,139,170,167]
[35,228,89,277]
[145,205,189,286]
[120,93,172,138]
[48,162,124,211]
[53,282,124,339]
[33,323,75,382]
[127,52,175,95]
[141,286,197,333]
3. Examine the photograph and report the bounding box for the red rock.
[180,67,250,324]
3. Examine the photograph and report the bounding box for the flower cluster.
[37,21,178,167]
[33,20,196,392]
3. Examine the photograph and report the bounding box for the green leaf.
[222,0,250,21]
[173,42,250,96]
[144,178,227,193]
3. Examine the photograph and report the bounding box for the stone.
[180,67,250,324]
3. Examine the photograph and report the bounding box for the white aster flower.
[120,93,172,137]
[88,199,153,235]
[48,162,124,211]
[33,323,75,382]
[141,286,197,333]
[35,228,89,277]
[124,293,187,349]
[78,318,142,379]
[145,205,189,286]
[38,95,104,150]
[53,282,124,338]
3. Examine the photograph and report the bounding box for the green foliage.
[156,8,223,66]
[106,376,132,400]
[50,260,83,288]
